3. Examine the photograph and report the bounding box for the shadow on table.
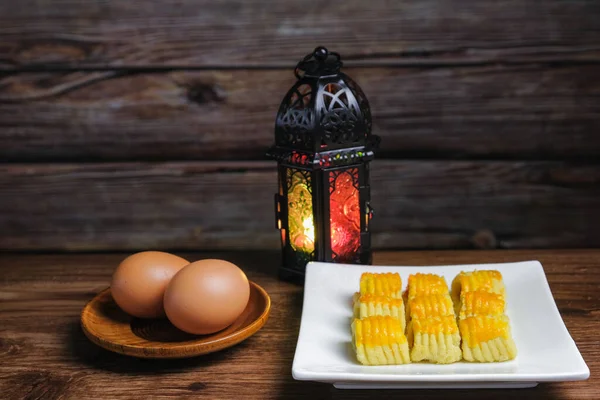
[275,380,559,400]
[66,320,256,375]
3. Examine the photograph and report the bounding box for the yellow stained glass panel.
[287,170,315,254]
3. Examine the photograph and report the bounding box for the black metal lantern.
[267,46,380,280]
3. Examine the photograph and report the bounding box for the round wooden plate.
[81,281,271,359]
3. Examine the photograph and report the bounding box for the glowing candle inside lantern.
[303,216,315,244]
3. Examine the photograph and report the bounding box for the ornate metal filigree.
[276,84,314,149]
[345,75,372,137]
[273,47,376,154]
[318,83,362,147]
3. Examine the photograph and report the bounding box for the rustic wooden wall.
[1,0,599,251]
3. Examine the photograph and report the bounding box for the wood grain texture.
[1,65,599,161]
[1,160,599,251]
[81,284,270,358]
[1,0,599,68]
[0,250,598,399]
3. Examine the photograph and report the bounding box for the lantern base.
[278,266,306,284]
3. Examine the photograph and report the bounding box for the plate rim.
[81,280,271,359]
[292,260,590,384]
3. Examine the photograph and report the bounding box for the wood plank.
[1,160,599,251]
[0,250,598,399]
[1,65,599,161]
[1,0,599,68]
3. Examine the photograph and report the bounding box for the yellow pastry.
[351,316,411,365]
[360,272,402,299]
[459,315,517,362]
[451,270,505,305]
[408,294,455,320]
[353,294,406,332]
[406,315,462,364]
[458,290,505,320]
[407,273,449,301]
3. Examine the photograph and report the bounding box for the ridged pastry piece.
[353,294,406,332]
[351,316,411,365]
[407,273,449,301]
[406,315,462,364]
[459,315,517,362]
[458,291,505,320]
[360,272,402,299]
[352,292,361,312]
[451,270,505,305]
[408,294,455,320]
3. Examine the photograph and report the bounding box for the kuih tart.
[351,316,411,365]
[406,315,462,364]
[407,273,449,301]
[459,315,517,362]
[458,290,505,320]
[360,272,402,299]
[451,270,505,305]
[407,293,455,321]
[353,294,406,332]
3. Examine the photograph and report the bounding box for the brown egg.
[111,251,189,318]
[164,259,250,335]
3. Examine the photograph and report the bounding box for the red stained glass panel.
[329,168,360,262]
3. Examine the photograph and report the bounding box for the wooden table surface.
[0,250,598,399]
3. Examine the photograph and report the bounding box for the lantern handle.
[294,47,342,79]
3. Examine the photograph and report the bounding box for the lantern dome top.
[267,47,380,169]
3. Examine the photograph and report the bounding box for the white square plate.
[292,261,589,389]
